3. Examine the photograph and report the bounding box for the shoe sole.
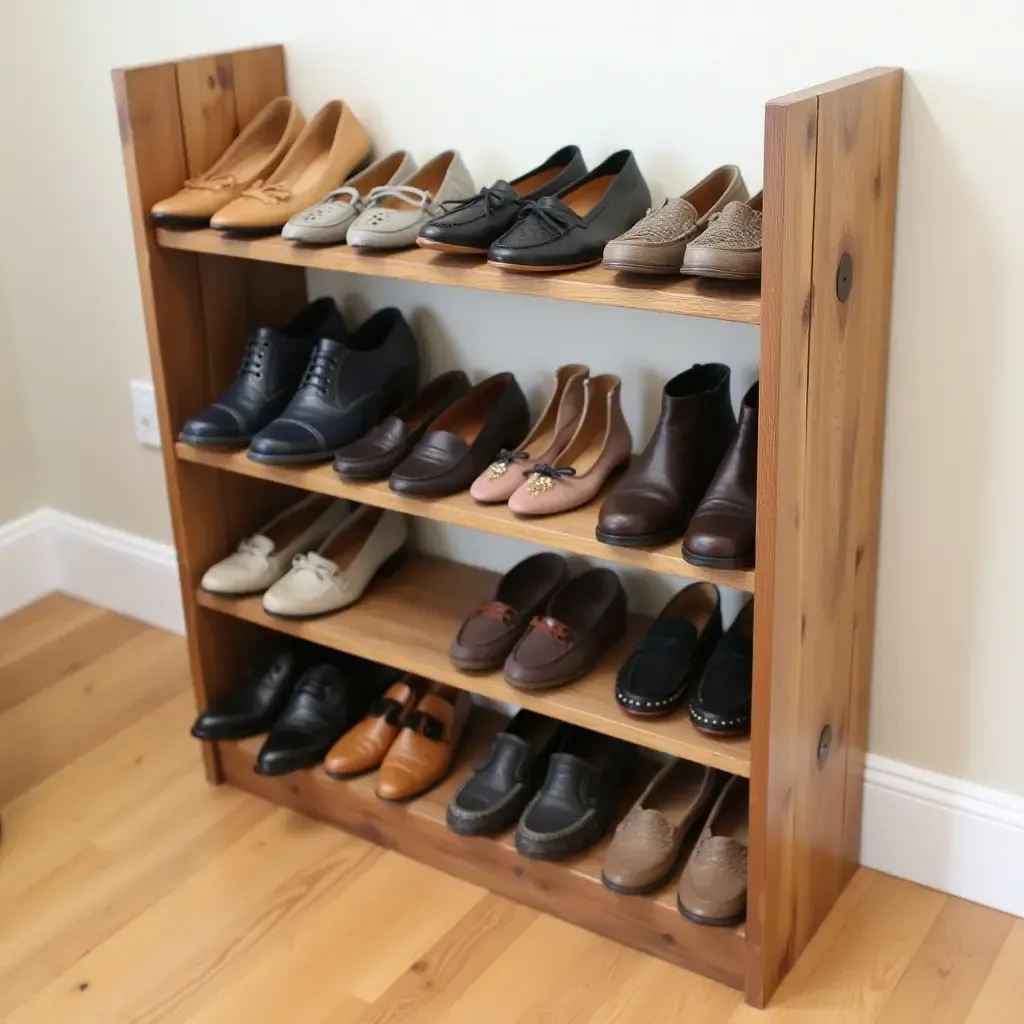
[595,523,689,548]
[416,238,489,256]
[449,655,506,673]
[446,802,525,837]
[681,249,762,282]
[209,223,287,238]
[602,259,682,275]
[179,435,252,449]
[516,807,613,860]
[247,449,337,466]
[677,896,746,928]
[150,213,211,229]
[486,258,602,273]
[681,545,755,571]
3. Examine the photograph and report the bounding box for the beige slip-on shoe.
[282,150,417,245]
[469,364,589,504]
[506,374,632,517]
[262,506,408,618]
[200,495,351,596]
[211,100,372,235]
[681,191,764,281]
[602,165,748,275]
[151,97,304,227]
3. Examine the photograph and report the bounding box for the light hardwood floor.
[0,594,1020,1023]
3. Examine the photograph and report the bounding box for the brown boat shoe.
[681,192,763,281]
[677,776,749,926]
[602,166,748,275]
[602,760,722,895]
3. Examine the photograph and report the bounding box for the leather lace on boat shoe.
[333,370,471,480]
[253,658,387,777]
[515,728,635,860]
[248,307,419,465]
[389,372,530,497]
[689,601,754,737]
[504,568,627,691]
[191,644,302,741]
[602,165,748,275]
[596,363,736,547]
[324,675,420,778]
[447,711,565,836]
[179,297,346,448]
[376,687,473,801]
[449,552,570,672]
[418,146,587,255]
[683,382,758,569]
[681,191,764,281]
[616,582,722,716]
[601,760,723,895]
[488,151,651,272]
[677,776,749,927]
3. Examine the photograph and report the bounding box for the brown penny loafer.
[389,373,530,498]
[677,776,749,926]
[450,552,570,672]
[681,192,763,281]
[324,676,420,778]
[683,382,758,569]
[376,686,472,801]
[503,568,627,690]
[602,760,723,895]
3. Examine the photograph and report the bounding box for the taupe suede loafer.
[681,192,764,281]
[602,166,748,275]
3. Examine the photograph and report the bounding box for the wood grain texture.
[197,553,752,776]
[746,67,904,1007]
[1,596,1018,1024]
[175,444,757,593]
[155,228,762,324]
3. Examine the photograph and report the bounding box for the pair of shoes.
[616,585,753,732]
[335,372,531,498]
[178,298,420,464]
[447,713,635,861]
[596,365,758,570]
[286,151,477,249]
[190,644,399,776]
[601,761,749,925]
[151,99,371,234]
[449,554,627,690]
[420,149,651,273]
[598,167,761,280]
[467,365,632,517]
[200,498,408,619]
[324,679,472,800]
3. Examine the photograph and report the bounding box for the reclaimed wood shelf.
[218,711,746,989]
[156,226,762,325]
[176,443,757,593]
[115,43,902,1006]
[198,553,752,777]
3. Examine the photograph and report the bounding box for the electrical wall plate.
[130,379,161,448]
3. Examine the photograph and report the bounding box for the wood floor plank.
[0,594,105,670]
[963,920,1024,1023]
[871,897,1016,1024]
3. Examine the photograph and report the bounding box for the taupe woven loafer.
[682,191,764,281]
[602,165,748,275]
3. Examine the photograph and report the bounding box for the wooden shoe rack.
[113,46,902,1007]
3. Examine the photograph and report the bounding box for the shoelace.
[517,199,577,236]
[524,463,576,482]
[494,449,530,470]
[241,179,292,204]
[300,349,337,396]
[365,184,434,210]
[184,173,237,192]
[237,334,270,379]
[439,184,516,217]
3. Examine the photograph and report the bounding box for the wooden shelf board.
[216,711,746,989]
[176,444,756,594]
[197,553,752,777]
[155,227,761,325]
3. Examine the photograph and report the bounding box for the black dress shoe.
[447,711,565,836]
[190,644,301,741]
[417,146,587,255]
[333,370,471,480]
[616,583,722,717]
[254,658,390,776]
[689,601,754,736]
[515,729,635,860]
[248,308,419,465]
[178,298,346,448]
[487,151,651,272]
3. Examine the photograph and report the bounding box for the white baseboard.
[0,509,1022,916]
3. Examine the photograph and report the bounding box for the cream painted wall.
[0,1,1021,794]
[0,295,38,521]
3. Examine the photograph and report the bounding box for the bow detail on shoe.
[184,173,237,192]
[242,180,293,204]
[524,463,576,495]
[516,197,581,238]
[485,448,530,479]
[440,181,518,217]
[290,552,343,584]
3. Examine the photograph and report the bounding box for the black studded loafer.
[689,601,754,737]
